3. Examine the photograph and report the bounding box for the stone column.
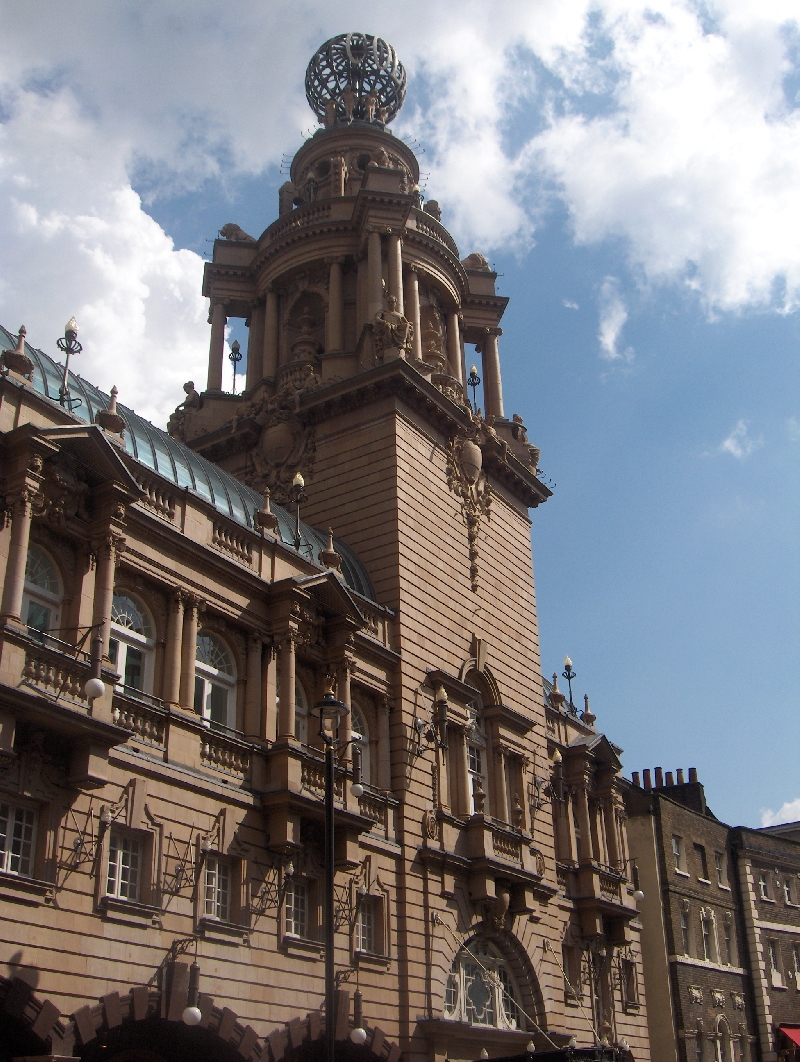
[377,695,391,791]
[246,301,265,389]
[576,784,593,865]
[277,633,297,739]
[327,259,343,352]
[457,729,471,817]
[91,533,123,657]
[566,792,581,862]
[602,797,620,868]
[162,590,185,706]
[337,659,353,762]
[244,634,264,739]
[0,490,34,623]
[263,646,277,742]
[446,311,463,384]
[405,266,422,362]
[481,327,504,419]
[367,229,383,319]
[179,598,200,711]
[387,232,404,312]
[207,301,227,392]
[263,288,279,379]
[458,313,468,387]
[494,746,509,824]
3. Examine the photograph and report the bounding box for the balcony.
[556,860,636,940]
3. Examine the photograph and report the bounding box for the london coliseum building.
[0,34,651,1062]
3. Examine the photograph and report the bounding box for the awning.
[779,1027,800,1048]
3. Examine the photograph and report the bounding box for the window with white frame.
[562,943,582,1000]
[792,943,800,984]
[767,939,783,986]
[673,835,686,872]
[351,702,371,785]
[204,855,231,920]
[701,911,716,962]
[758,872,770,900]
[106,830,141,901]
[715,851,728,887]
[443,940,523,1030]
[620,958,639,1007]
[0,801,37,877]
[784,877,794,905]
[681,906,692,955]
[285,878,309,938]
[194,633,237,730]
[723,918,734,966]
[357,895,376,953]
[22,545,62,639]
[109,593,155,695]
[467,737,489,815]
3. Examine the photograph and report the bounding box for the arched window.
[22,545,62,638]
[294,681,309,743]
[109,592,155,695]
[194,632,237,730]
[351,702,371,784]
[444,940,522,1030]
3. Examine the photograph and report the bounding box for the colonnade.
[206,229,506,419]
[554,777,629,870]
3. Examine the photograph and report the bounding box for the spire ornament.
[305,33,406,128]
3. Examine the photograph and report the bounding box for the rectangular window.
[621,958,639,1006]
[0,802,37,877]
[785,877,793,905]
[715,851,728,887]
[285,879,308,938]
[204,856,230,921]
[562,944,580,999]
[768,939,783,987]
[106,830,141,901]
[759,872,770,900]
[673,835,685,872]
[695,844,709,880]
[681,908,691,954]
[357,896,376,953]
[723,921,733,965]
[793,944,800,981]
[702,915,713,961]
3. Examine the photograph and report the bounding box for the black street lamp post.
[313,690,364,1062]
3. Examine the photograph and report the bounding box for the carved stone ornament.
[372,295,412,363]
[1,325,34,379]
[38,454,90,524]
[712,990,726,1008]
[445,428,492,592]
[688,986,704,1005]
[731,992,745,1010]
[235,383,318,505]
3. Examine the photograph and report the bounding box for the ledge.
[98,895,161,927]
[354,949,391,970]
[281,934,323,960]
[0,871,53,906]
[198,917,249,945]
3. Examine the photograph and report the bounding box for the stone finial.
[255,487,279,533]
[1,325,34,379]
[580,693,596,726]
[95,385,126,436]
[320,528,342,572]
[549,674,566,708]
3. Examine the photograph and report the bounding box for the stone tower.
[166,32,648,1061]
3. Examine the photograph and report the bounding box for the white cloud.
[715,418,763,459]
[597,276,632,360]
[563,298,580,309]
[787,417,800,441]
[761,799,800,827]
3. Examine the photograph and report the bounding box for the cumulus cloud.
[761,799,800,827]
[1,0,800,423]
[715,419,763,459]
[563,298,580,309]
[597,276,632,360]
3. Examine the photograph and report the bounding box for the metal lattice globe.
[305,33,407,127]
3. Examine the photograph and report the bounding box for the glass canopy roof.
[1,327,375,602]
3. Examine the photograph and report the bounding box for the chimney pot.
[632,771,640,787]
[689,768,698,783]
[676,769,685,784]
[655,767,664,787]
[643,769,652,790]
[666,771,674,786]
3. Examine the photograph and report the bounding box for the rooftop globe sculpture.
[305,32,407,127]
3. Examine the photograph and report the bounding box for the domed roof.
[2,326,376,603]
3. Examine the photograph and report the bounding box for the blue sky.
[1,0,798,827]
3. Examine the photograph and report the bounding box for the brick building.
[626,770,800,1062]
[0,32,651,1062]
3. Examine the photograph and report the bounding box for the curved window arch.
[294,680,309,743]
[351,702,371,784]
[194,632,237,730]
[22,545,62,638]
[444,940,523,1030]
[109,592,155,695]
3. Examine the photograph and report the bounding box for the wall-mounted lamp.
[290,472,308,551]
[84,630,105,704]
[182,960,202,1025]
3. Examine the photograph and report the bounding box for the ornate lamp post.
[290,472,308,552]
[562,655,577,713]
[312,690,364,1062]
[467,364,481,412]
[229,340,242,393]
[56,317,82,411]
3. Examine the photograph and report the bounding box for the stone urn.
[460,439,482,485]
